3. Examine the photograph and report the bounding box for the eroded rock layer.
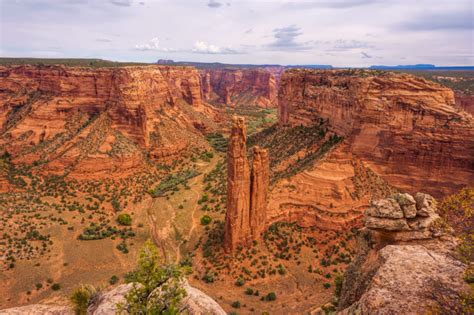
[278,69,474,197]
[199,68,277,107]
[0,65,212,179]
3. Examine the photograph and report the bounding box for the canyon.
[0,63,472,314]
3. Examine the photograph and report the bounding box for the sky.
[1,0,473,66]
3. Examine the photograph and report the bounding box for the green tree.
[117,214,132,226]
[117,240,187,314]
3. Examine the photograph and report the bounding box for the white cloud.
[192,41,240,54]
[135,38,177,52]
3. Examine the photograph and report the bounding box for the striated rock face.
[278,69,474,197]
[224,117,269,251]
[224,116,251,251]
[199,68,277,107]
[455,93,474,115]
[0,65,210,179]
[250,146,269,239]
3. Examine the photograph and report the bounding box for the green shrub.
[334,273,344,298]
[265,292,277,301]
[323,283,331,289]
[109,275,119,285]
[200,215,212,226]
[117,214,132,226]
[117,240,187,314]
[235,277,245,287]
[70,284,98,315]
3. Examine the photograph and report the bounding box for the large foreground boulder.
[338,243,468,314]
[0,281,225,315]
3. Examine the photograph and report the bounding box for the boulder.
[394,193,417,218]
[366,198,404,219]
[338,244,468,314]
[415,192,437,216]
[365,216,410,231]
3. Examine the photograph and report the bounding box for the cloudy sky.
[1,0,473,66]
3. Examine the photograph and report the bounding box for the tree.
[117,240,187,314]
[117,214,132,226]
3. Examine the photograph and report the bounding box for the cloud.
[361,51,372,58]
[397,10,473,31]
[245,28,253,34]
[110,0,131,7]
[330,39,372,51]
[135,38,177,52]
[96,38,113,43]
[192,41,240,54]
[268,25,312,51]
[284,0,376,10]
[207,0,222,8]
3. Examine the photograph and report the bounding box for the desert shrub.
[334,273,344,298]
[51,283,61,291]
[202,272,215,283]
[245,288,254,295]
[117,240,187,314]
[265,292,277,301]
[35,283,43,290]
[323,283,331,289]
[235,277,245,287]
[70,284,98,315]
[117,214,132,226]
[231,301,241,308]
[109,275,119,285]
[200,215,212,226]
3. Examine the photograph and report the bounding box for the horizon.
[1,0,473,67]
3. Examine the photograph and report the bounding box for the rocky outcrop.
[250,146,269,239]
[278,69,474,197]
[199,68,277,107]
[224,117,269,251]
[364,192,442,241]
[0,65,212,179]
[337,193,469,314]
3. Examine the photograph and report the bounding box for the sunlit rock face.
[278,69,474,197]
[0,65,210,179]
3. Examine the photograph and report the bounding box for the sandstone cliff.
[199,68,277,108]
[0,65,213,179]
[224,117,269,251]
[278,69,474,197]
